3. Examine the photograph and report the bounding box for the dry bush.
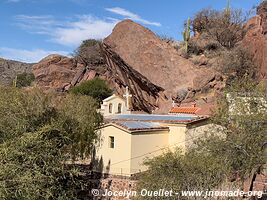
[192,8,248,49]
[74,39,104,65]
[187,40,204,55]
[216,47,258,87]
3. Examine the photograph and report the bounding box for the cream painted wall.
[100,96,130,117]
[168,125,187,152]
[130,131,170,174]
[96,120,212,176]
[97,125,132,175]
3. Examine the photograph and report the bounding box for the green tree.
[70,78,112,105]
[0,86,102,199]
[138,149,227,200]
[210,77,267,181]
[16,72,35,88]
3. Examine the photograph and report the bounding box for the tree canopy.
[70,78,113,105]
[0,86,103,199]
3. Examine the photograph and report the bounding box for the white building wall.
[100,95,131,117]
[185,122,225,149]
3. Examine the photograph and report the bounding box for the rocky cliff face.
[243,1,267,79]
[33,20,224,113]
[104,20,218,101]
[0,58,33,85]
[33,44,166,113]
[3,3,267,114]
[32,21,223,113]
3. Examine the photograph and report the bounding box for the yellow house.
[96,114,210,176]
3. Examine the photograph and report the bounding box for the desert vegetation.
[15,72,35,88]
[138,77,267,200]
[74,39,103,65]
[137,3,266,198]
[0,87,102,199]
[179,4,250,59]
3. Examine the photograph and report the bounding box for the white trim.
[103,94,125,102]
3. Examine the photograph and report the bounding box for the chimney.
[192,102,196,107]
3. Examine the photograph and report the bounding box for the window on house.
[109,136,115,148]
[118,103,122,114]
[109,103,113,113]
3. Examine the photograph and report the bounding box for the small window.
[109,103,113,113]
[109,136,115,148]
[118,103,122,114]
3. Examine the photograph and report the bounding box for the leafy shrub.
[0,87,103,199]
[16,72,35,88]
[158,35,175,43]
[70,78,112,104]
[204,42,220,51]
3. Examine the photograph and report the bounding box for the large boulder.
[104,20,216,97]
[32,47,165,113]
[32,20,223,113]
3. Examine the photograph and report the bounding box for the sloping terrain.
[7,1,267,114]
[32,45,166,113]
[32,20,225,113]
[243,1,267,80]
[0,58,33,85]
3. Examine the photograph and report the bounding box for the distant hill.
[0,58,33,86]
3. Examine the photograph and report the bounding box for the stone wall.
[99,176,138,200]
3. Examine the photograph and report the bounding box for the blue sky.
[0,0,261,63]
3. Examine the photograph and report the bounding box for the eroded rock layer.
[32,44,166,113]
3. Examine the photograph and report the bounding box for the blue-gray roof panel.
[118,121,163,130]
[107,114,197,122]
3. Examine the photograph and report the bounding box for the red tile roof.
[169,107,201,114]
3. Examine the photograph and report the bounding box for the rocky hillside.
[17,1,267,114]
[104,20,224,112]
[32,47,166,113]
[32,20,225,113]
[243,1,267,79]
[0,58,33,85]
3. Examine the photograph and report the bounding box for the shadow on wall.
[90,147,104,172]
[90,147,111,176]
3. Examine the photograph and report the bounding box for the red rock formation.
[243,1,267,79]
[32,54,78,91]
[32,45,166,113]
[104,20,216,97]
[33,20,224,114]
